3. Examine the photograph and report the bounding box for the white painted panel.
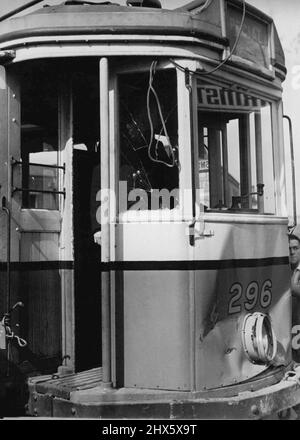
[124,270,190,390]
[116,219,289,261]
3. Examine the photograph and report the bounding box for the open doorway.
[72,61,102,372]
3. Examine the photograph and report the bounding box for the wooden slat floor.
[32,368,103,400]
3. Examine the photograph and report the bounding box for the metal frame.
[27,364,300,419]
[11,158,66,198]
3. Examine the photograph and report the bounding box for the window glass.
[118,67,179,211]
[197,80,274,214]
[73,69,99,152]
[20,62,59,210]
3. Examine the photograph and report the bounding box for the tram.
[0,0,299,419]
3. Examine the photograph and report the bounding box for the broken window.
[118,66,179,211]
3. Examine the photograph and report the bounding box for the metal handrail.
[283,115,297,227]
[12,187,66,196]
[12,158,65,172]
[11,157,66,198]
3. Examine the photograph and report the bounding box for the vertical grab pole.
[283,115,297,227]
[99,57,112,388]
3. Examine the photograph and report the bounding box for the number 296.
[228,280,272,315]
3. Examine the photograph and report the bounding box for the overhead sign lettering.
[197,85,267,111]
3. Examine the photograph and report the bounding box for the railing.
[11,157,66,199]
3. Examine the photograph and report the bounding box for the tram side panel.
[117,219,291,391]
[194,220,291,389]
[117,222,191,390]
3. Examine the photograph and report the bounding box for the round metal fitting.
[242,312,277,365]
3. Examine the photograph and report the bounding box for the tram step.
[29,367,103,400]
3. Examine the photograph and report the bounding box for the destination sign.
[197,85,267,111]
[226,3,270,69]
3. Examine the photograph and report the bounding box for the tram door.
[0,60,102,375]
[111,62,195,389]
[1,62,66,374]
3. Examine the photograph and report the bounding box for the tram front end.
[0,0,299,419]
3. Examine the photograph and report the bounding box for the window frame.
[193,76,279,217]
[112,59,194,224]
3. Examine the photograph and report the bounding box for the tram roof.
[0,0,286,78]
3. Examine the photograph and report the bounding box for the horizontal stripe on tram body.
[0,257,289,272]
[101,256,289,271]
[0,261,74,271]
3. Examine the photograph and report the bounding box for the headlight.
[242,312,277,365]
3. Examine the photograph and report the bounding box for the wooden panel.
[20,268,62,370]
[20,233,59,262]
[19,209,61,233]
[19,233,61,372]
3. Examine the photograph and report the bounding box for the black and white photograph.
[0,0,300,427]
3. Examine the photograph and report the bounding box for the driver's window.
[118,66,179,212]
[197,81,275,214]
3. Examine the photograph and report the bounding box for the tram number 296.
[228,280,272,315]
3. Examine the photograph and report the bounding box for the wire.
[5,325,27,347]
[170,0,246,77]
[147,61,177,168]
[193,0,213,15]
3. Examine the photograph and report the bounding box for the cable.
[193,0,213,15]
[170,0,246,77]
[147,61,177,168]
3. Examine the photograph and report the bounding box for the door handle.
[189,221,214,246]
